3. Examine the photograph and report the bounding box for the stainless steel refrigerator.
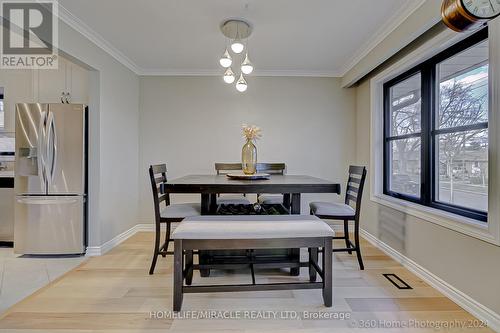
[14,103,87,255]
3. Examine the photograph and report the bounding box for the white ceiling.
[58,0,424,76]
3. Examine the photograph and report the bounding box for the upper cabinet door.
[35,57,89,104]
[67,62,89,104]
[36,58,67,103]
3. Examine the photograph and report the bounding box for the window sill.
[370,193,499,245]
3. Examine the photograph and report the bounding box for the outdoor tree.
[391,66,488,200]
[391,89,421,178]
[437,72,488,199]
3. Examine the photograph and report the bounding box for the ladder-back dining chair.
[309,166,367,270]
[256,163,288,206]
[214,163,251,205]
[148,164,201,274]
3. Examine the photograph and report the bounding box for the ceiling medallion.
[219,19,253,92]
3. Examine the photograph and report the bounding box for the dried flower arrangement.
[242,124,262,141]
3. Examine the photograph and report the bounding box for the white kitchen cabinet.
[35,57,89,104]
[66,60,89,104]
[0,69,34,132]
[0,187,15,242]
[36,58,67,103]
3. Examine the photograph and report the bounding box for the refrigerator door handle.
[47,112,58,182]
[37,111,48,191]
[16,196,79,205]
[45,112,53,185]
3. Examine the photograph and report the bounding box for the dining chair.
[256,163,287,206]
[148,164,201,275]
[309,165,367,270]
[214,163,251,205]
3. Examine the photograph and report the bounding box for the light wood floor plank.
[0,312,172,329]
[0,231,493,332]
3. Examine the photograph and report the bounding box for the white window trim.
[370,21,500,246]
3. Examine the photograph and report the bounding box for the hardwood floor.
[0,231,493,332]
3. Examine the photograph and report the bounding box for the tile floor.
[0,247,86,313]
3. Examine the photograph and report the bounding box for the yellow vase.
[242,139,257,175]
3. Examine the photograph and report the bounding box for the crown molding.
[337,0,427,77]
[56,3,340,78]
[245,69,341,77]
[57,1,423,79]
[138,68,222,76]
[138,68,341,77]
[57,3,141,74]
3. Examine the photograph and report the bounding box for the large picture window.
[384,29,488,222]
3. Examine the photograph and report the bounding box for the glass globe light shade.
[241,53,253,74]
[219,49,232,68]
[231,39,244,54]
[235,74,248,92]
[223,67,235,84]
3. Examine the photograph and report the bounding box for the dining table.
[163,174,341,276]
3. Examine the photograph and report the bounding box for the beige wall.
[57,20,140,247]
[346,0,500,319]
[355,79,500,315]
[138,76,356,221]
[350,1,500,316]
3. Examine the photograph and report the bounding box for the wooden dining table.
[163,174,341,276]
[164,174,340,214]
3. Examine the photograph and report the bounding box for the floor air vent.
[383,273,413,290]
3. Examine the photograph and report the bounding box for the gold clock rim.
[460,0,500,19]
[455,0,481,21]
[441,0,481,32]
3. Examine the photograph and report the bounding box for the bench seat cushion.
[172,215,334,240]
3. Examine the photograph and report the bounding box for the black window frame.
[383,28,488,222]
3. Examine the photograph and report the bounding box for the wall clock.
[442,0,500,32]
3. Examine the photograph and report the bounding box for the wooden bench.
[171,215,334,311]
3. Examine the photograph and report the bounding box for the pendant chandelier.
[219,19,253,92]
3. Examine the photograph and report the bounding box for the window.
[383,29,488,222]
[386,73,422,198]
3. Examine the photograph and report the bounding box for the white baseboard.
[136,223,173,232]
[135,223,156,232]
[361,229,500,332]
[85,223,170,256]
[86,224,146,256]
[84,246,102,256]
